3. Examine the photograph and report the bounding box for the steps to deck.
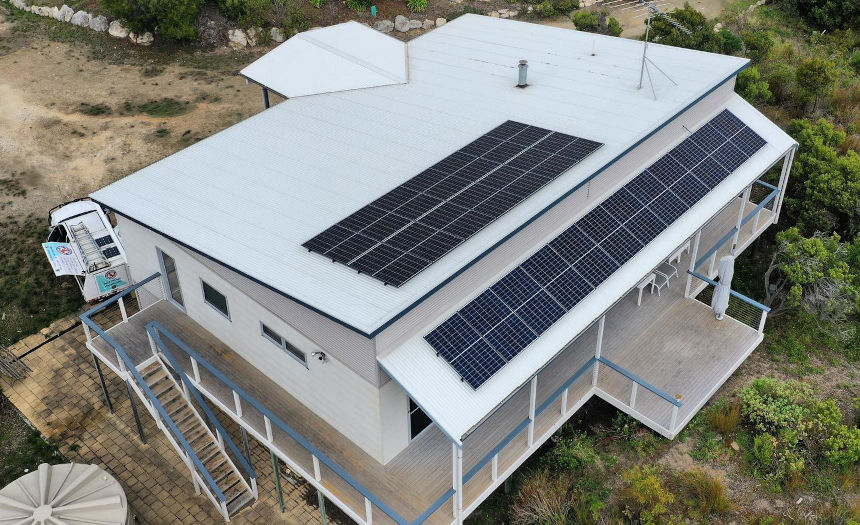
[138,360,255,519]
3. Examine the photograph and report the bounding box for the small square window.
[201,280,229,319]
[261,322,307,366]
[408,398,432,440]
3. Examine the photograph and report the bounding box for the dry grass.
[509,469,573,525]
[680,470,731,517]
[708,399,742,438]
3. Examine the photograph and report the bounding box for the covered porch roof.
[378,95,796,443]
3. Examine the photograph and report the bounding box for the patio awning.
[378,95,796,443]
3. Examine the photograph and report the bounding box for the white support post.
[181,381,191,402]
[773,147,795,224]
[82,322,92,343]
[146,331,158,357]
[264,416,273,442]
[451,443,457,518]
[491,454,498,482]
[312,455,321,482]
[731,186,751,254]
[758,309,767,334]
[592,316,605,387]
[708,251,717,277]
[191,357,201,384]
[364,498,372,525]
[455,445,463,525]
[561,388,568,415]
[685,230,702,297]
[216,428,224,449]
[115,349,126,375]
[118,296,128,322]
[233,391,243,417]
[630,383,638,410]
[752,207,761,234]
[670,405,679,432]
[187,452,201,495]
[527,376,537,447]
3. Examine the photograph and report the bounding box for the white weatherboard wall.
[117,217,389,462]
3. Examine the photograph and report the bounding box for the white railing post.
[264,416,273,442]
[233,391,243,417]
[187,451,201,495]
[685,230,701,297]
[118,296,128,322]
[670,405,679,433]
[491,454,498,482]
[216,428,224,449]
[731,187,751,254]
[82,322,92,343]
[758,309,767,334]
[630,383,638,410]
[115,349,126,375]
[592,316,605,387]
[773,147,795,223]
[312,455,321,482]
[365,497,373,525]
[191,357,201,384]
[561,388,568,415]
[527,376,537,447]
[146,331,158,358]
[451,443,457,518]
[708,251,717,277]
[452,443,463,525]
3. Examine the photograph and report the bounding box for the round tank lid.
[0,463,128,524]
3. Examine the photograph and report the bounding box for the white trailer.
[44,199,131,302]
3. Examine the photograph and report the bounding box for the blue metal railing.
[687,270,771,313]
[80,277,228,509]
[597,357,682,407]
[143,320,419,525]
[695,184,779,269]
[148,325,257,487]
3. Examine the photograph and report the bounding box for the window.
[261,322,307,366]
[408,398,432,440]
[201,280,229,319]
[158,250,184,308]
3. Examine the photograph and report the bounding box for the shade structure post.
[262,87,270,109]
[773,147,795,223]
[731,186,751,254]
[758,309,767,334]
[118,296,128,322]
[126,380,146,444]
[685,230,701,297]
[452,442,463,524]
[592,316,605,386]
[527,376,537,447]
[91,353,113,413]
[270,451,285,513]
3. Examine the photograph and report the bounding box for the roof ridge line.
[299,32,406,84]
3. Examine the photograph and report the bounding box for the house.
[78,15,797,524]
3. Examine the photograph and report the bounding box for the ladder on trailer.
[69,222,109,272]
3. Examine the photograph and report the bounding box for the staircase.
[138,359,256,520]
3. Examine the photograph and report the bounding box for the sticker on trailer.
[96,268,128,293]
[43,242,84,276]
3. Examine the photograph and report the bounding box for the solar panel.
[102,247,121,259]
[304,121,603,287]
[95,235,113,247]
[425,109,767,388]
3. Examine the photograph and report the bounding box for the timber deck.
[88,195,771,524]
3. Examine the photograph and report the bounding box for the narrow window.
[408,398,432,440]
[201,280,229,319]
[261,322,307,366]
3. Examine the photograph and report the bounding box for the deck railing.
[687,270,771,333]
[80,275,234,520]
[693,180,779,279]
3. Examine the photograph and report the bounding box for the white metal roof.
[91,14,750,336]
[378,96,796,442]
[240,21,408,98]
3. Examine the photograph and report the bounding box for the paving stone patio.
[0,308,345,525]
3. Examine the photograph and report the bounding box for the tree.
[103,0,204,40]
[794,58,835,113]
[784,119,860,237]
[763,227,860,322]
[736,67,773,103]
[741,30,774,63]
[785,0,859,31]
[571,10,598,32]
[647,3,727,53]
[571,10,621,37]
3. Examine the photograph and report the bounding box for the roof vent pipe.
[516,60,528,88]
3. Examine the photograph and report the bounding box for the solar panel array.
[425,110,767,389]
[303,121,603,287]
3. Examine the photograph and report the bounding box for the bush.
[741,30,774,63]
[571,9,598,31]
[571,10,621,36]
[680,470,731,517]
[541,433,598,472]
[617,466,674,524]
[708,399,742,437]
[103,0,205,40]
[219,0,274,25]
[719,29,743,54]
[406,0,427,12]
[535,0,556,18]
[552,0,578,15]
[824,426,860,471]
[851,51,860,75]
[736,67,774,104]
[751,432,776,472]
[347,0,369,11]
[510,470,572,525]
[783,0,859,31]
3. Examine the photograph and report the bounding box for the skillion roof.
[91,14,750,336]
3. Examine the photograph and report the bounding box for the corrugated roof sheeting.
[378,96,797,441]
[92,15,749,335]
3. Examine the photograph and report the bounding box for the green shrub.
[752,432,776,471]
[741,30,774,63]
[605,15,622,37]
[617,466,674,525]
[718,29,743,54]
[219,0,275,25]
[541,433,598,472]
[824,426,860,471]
[551,0,578,14]
[783,0,859,31]
[850,51,860,74]
[535,1,556,18]
[104,0,205,40]
[736,67,774,104]
[510,469,572,525]
[707,398,742,437]
[571,9,597,31]
[347,0,369,11]
[406,0,427,12]
[680,470,731,517]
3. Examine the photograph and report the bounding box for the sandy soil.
[0,8,264,220]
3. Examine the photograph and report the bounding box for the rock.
[36,6,53,16]
[58,4,73,21]
[69,10,90,27]
[227,28,248,48]
[270,26,285,42]
[108,19,129,38]
[375,19,394,33]
[409,19,421,29]
[730,440,739,451]
[130,31,153,45]
[89,14,108,31]
[507,9,518,17]
[246,27,260,46]
[713,22,723,32]
[526,5,533,13]
[394,14,409,32]
[488,10,499,17]
[435,17,446,27]
[49,6,60,19]
[10,0,28,10]
[422,19,434,30]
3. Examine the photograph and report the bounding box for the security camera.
[311,352,327,363]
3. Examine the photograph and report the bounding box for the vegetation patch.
[78,102,112,116]
[125,97,194,117]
